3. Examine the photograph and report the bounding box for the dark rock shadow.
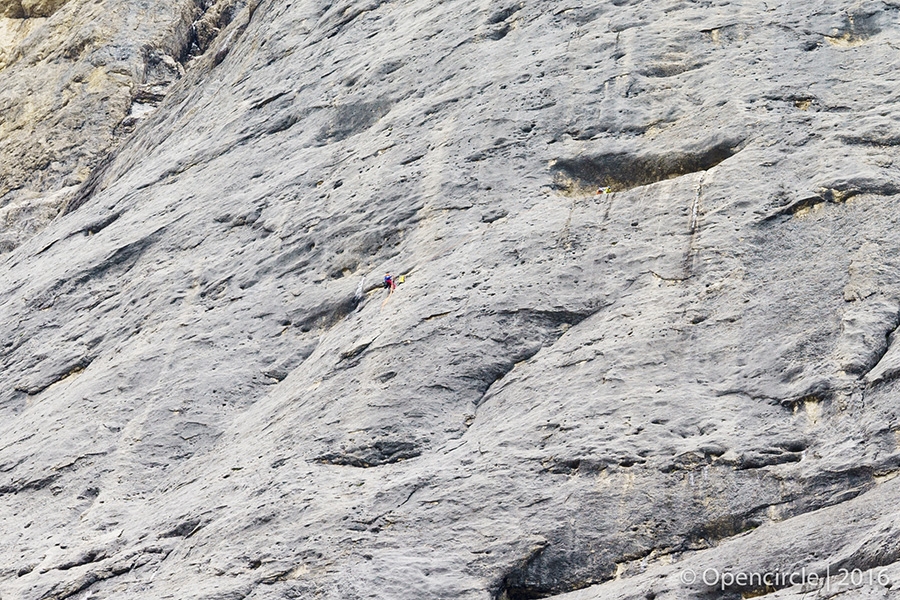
[550,138,743,195]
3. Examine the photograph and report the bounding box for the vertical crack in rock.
[207,0,259,67]
[682,171,704,280]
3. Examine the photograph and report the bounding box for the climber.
[597,186,611,195]
[381,272,398,309]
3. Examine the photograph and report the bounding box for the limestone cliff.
[0,0,247,250]
[2,0,900,599]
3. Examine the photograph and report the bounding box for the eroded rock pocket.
[495,542,607,600]
[315,441,421,468]
[550,138,743,195]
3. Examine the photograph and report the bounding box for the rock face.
[0,0,248,251]
[2,0,900,599]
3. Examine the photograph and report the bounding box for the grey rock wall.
[0,0,249,251]
[2,0,900,598]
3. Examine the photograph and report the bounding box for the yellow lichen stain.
[875,470,899,485]
[815,187,852,203]
[621,471,636,492]
[657,553,673,566]
[698,495,716,512]
[281,563,309,579]
[86,66,109,92]
[794,200,828,219]
[836,191,854,203]
[709,28,721,44]
[595,468,610,488]
[824,31,868,47]
[74,165,91,182]
[803,397,822,425]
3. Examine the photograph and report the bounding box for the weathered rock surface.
[0,0,248,251]
[2,0,900,599]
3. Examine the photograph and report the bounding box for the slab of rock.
[2,0,900,599]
